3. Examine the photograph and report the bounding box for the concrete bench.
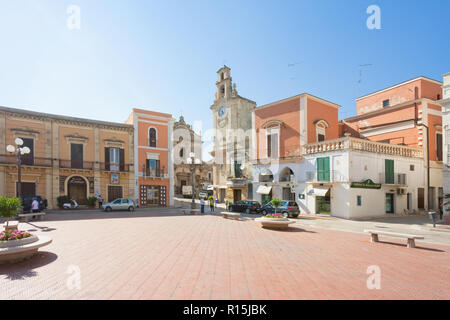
[364,229,425,248]
[181,209,200,215]
[2,221,19,232]
[17,212,45,222]
[222,212,240,220]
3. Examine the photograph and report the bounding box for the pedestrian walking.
[31,197,40,213]
[200,198,205,214]
[98,195,103,209]
[209,197,214,212]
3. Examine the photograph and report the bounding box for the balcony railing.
[59,159,95,170]
[0,155,52,167]
[103,162,131,172]
[305,170,347,183]
[303,137,424,158]
[379,172,407,185]
[144,167,167,178]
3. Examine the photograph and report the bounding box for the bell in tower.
[215,65,233,100]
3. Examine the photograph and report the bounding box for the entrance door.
[108,185,123,202]
[386,193,394,214]
[233,189,242,202]
[418,188,424,209]
[68,176,87,204]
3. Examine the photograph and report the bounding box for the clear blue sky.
[1,0,449,159]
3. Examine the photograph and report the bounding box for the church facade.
[210,66,256,203]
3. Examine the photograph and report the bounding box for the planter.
[0,235,52,264]
[255,217,295,230]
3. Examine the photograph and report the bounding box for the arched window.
[149,127,157,147]
[179,148,184,158]
[220,86,225,96]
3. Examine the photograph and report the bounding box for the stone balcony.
[303,136,424,159]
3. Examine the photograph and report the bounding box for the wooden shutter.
[119,148,125,171]
[105,147,110,171]
[156,160,161,177]
[317,157,330,182]
[385,159,394,184]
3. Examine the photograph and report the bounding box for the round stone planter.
[255,217,295,230]
[0,235,52,264]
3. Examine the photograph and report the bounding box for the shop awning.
[207,185,214,190]
[308,187,330,197]
[256,185,272,195]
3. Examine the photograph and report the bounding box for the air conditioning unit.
[397,188,406,195]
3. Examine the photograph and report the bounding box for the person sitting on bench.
[31,197,40,213]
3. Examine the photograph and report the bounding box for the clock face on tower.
[218,106,226,117]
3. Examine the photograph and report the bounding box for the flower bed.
[264,213,284,219]
[0,230,32,242]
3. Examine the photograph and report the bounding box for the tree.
[270,198,282,215]
[0,196,22,232]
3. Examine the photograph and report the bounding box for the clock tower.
[210,66,256,203]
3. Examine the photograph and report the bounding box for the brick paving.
[0,210,449,299]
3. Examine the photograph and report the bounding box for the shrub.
[270,198,282,214]
[57,195,70,208]
[0,196,22,231]
[86,196,97,207]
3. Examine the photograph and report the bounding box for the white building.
[440,72,450,222]
[300,137,426,219]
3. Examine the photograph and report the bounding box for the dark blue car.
[21,196,47,213]
[260,201,300,218]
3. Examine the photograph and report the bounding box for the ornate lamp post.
[187,152,201,209]
[7,138,31,205]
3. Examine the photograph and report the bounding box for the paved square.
[1,210,449,299]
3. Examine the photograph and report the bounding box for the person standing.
[98,195,103,209]
[209,197,214,212]
[200,197,205,214]
[31,197,39,213]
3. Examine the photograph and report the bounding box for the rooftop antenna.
[358,64,372,95]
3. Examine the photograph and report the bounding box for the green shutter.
[317,157,330,182]
[385,159,394,184]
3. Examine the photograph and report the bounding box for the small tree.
[0,196,22,232]
[270,198,282,215]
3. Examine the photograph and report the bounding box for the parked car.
[199,189,213,199]
[21,195,47,213]
[102,198,136,212]
[261,200,300,218]
[228,200,261,214]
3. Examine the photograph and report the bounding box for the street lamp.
[7,138,31,206]
[420,123,430,211]
[187,152,201,209]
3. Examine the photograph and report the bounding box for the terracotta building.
[126,108,174,207]
[343,76,443,210]
[0,106,135,208]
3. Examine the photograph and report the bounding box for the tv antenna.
[358,64,372,95]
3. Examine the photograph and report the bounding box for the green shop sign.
[350,179,381,189]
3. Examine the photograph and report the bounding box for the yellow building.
[0,106,135,209]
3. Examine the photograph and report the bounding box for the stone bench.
[364,229,425,248]
[222,212,240,220]
[255,218,296,229]
[17,212,45,222]
[181,209,200,215]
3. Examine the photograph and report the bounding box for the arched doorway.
[68,176,87,204]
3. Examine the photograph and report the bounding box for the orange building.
[343,76,443,210]
[251,93,341,202]
[126,109,174,207]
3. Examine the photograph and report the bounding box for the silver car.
[102,198,136,212]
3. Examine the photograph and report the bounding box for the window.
[437,94,441,100]
[179,148,184,158]
[318,134,325,142]
[266,130,279,159]
[437,133,443,161]
[149,128,157,147]
[317,157,330,182]
[410,164,415,171]
[385,159,394,184]
[146,159,161,177]
[357,196,362,206]
[383,99,390,108]
[315,120,328,142]
[20,137,34,165]
[105,147,124,171]
[71,143,83,169]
